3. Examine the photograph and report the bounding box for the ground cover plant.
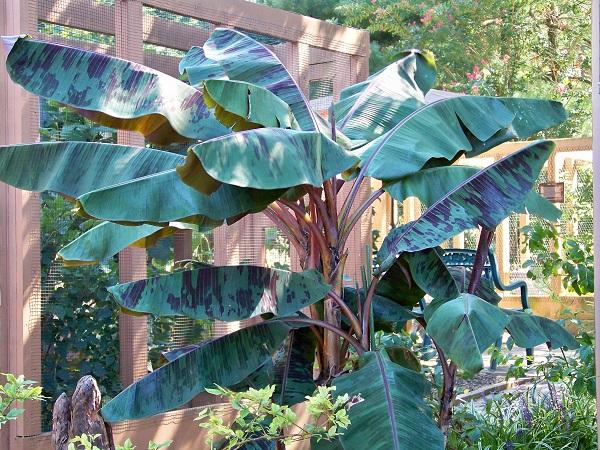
[448,334,596,450]
[0,27,578,448]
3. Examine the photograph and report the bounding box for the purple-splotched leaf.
[203,28,319,131]
[4,36,229,145]
[333,350,444,450]
[335,50,436,142]
[108,266,330,321]
[179,45,227,84]
[180,128,358,193]
[273,327,317,405]
[101,320,291,421]
[76,168,284,225]
[384,165,561,222]
[0,141,182,198]
[375,140,555,274]
[355,96,566,181]
[344,287,418,328]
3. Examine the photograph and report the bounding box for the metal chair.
[420,248,532,370]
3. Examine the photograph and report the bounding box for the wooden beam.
[144,0,369,56]
[143,15,211,51]
[39,0,114,35]
[38,0,369,56]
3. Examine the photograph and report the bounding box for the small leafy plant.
[0,374,44,428]
[196,385,351,449]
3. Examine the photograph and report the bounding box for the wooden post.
[591,0,600,445]
[546,151,563,296]
[114,0,149,387]
[1,0,40,447]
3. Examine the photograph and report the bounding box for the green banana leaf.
[180,129,358,192]
[108,266,330,321]
[343,287,417,330]
[58,222,162,266]
[375,261,426,308]
[532,314,579,350]
[203,79,299,131]
[4,37,229,145]
[0,142,182,198]
[503,309,549,349]
[101,320,291,422]
[425,294,509,374]
[272,327,317,405]
[77,168,283,224]
[333,350,444,450]
[385,165,561,221]
[446,266,501,305]
[203,28,319,131]
[355,96,566,181]
[179,45,227,84]
[377,248,460,307]
[162,328,316,406]
[58,220,221,266]
[334,50,436,142]
[375,140,555,274]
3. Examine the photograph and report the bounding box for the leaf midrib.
[375,351,401,450]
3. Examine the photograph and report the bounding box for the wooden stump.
[51,393,71,450]
[52,376,113,450]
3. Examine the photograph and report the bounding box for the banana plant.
[0,28,575,449]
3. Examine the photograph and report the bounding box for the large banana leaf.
[375,140,555,274]
[343,287,417,330]
[333,350,444,450]
[499,310,579,350]
[203,28,318,131]
[58,220,221,266]
[385,165,561,221]
[180,129,358,192]
[503,309,548,348]
[447,267,501,305]
[179,46,227,84]
[4,37,229,145]
[377,248,459,307]
[77,169,283,224]
[529,314,579,350]
[161,328,316,406]
[355,96,565,181]
[425,294,509,374]
[334,50,436,142]
[272,327,317,405]
[0,142,182,198]
[58,222,162,266]
[101,320,291,422]
[203,79,299,131]
[108,266,330,321]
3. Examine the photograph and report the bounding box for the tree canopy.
[260,0,591,137]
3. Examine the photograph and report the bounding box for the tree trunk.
[52,376,113,450]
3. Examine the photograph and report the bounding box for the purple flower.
[520,395,533,428]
